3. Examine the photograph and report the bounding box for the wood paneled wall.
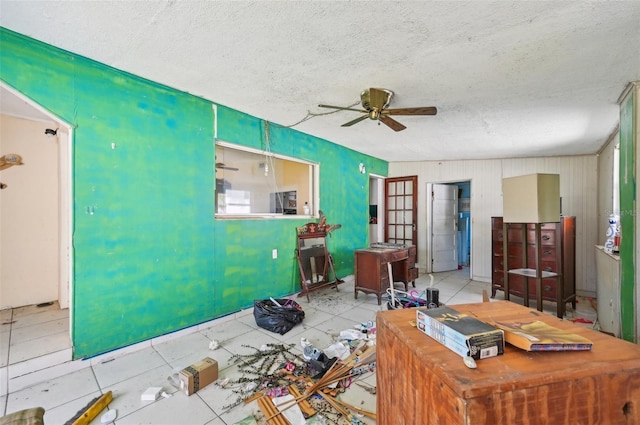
[388,155,598,296]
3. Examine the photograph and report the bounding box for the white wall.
[1,114,60,308]
[597,133,618,245]
[389,154,598,296]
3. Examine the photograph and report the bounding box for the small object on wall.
[303,202,310,215]
[0,153,24,171]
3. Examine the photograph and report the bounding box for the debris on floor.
[570,317,594,324]
[141,387,163,401]
[220,325,378,424]
[179,356,219,396]
[254,298,305,335]
[234,416,259,425]
[100,409,117,424]
[64,390,112,425]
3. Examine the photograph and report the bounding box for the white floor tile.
[9,318,69,345]
[337,305,378,327]
[0,331,9,368]
[313,315,361,337]
[200,319,256,344]
[92,346,167,388]
[6,366,99,412]
[10,307,68,329]
[153,332,213,364]
[8,331,71,364]
[220,329,281,357]
[114,388,217,425]
[99,363,177,420]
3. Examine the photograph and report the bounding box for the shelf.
[508,268,558,278]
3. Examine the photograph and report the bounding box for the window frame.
[214,140,319,219]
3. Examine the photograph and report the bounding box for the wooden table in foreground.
[376,301,640,425]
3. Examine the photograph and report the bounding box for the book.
[495,320,593,351]
[417,319,500,359]
[416,306,504,360]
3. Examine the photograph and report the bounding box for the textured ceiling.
[1,1,639,161]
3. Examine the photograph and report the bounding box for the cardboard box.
[179,357,218,396]
[416,306,504,360]
[502,173,560,223]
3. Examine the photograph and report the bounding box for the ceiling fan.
[318,88,437,131]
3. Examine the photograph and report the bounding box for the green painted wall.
[619,90,636,342]
[0,28,387,358]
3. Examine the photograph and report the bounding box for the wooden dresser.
[377,301,640,425]
[354,244,417,305]
[491,216,576,317]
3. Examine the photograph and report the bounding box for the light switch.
[272,249,278,259]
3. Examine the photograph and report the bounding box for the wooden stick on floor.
[67,391,113,425]
[257,396,290,425]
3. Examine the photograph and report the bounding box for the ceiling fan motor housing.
[361,88,393,111]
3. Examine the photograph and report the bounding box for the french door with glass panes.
[384,176,418,250]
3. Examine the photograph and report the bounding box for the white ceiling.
[1,1,639,162]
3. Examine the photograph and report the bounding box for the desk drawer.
[527,229,557,246]
[386,249,408,262]
[408,267,418,280]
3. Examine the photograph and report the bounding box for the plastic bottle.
[303,202,310,215]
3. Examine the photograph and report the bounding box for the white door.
[428,183,458,272]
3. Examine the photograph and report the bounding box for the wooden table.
[377,301,640,424]
[354,245,417,305]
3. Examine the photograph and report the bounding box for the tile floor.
[1,269,598,425]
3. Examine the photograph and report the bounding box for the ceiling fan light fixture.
[318,87,437,132]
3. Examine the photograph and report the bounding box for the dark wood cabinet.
[354,245,417,305]
[491,216,576,318]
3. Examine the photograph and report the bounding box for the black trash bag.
[253,298,305,335]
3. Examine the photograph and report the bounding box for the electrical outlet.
[272,249,278,259]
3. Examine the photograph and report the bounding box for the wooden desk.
[354,245,417,305]
[377,301,640,424]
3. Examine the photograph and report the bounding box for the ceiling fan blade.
[368,88,393,110]
[379,115,406,132]
[341,114,369,127]
[384,106,438,116]
[216,162,239,171]
[318,104,367,113]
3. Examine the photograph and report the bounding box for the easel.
[295,222,341,301]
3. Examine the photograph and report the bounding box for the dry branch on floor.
[261,342,377,424]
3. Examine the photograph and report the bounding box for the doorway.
[426,180,471,275]
[0,83,73,321]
